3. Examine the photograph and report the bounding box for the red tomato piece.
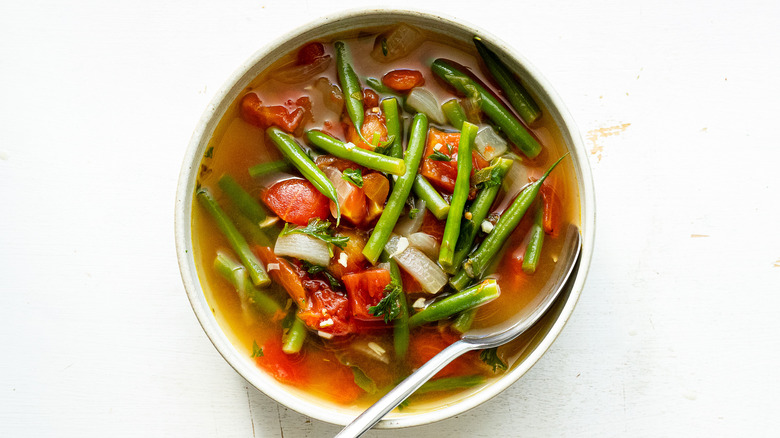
[420,128,489,195]
[343,269,392,321]
[296,42,325,65]
[298,277,353,336]
[363,88,380,108]
[254,246,307,308]
[362,173,390,223]
[345,113,388,151]
[261,179,330,226]
[328,229,368,279]
[382,69,425,91]
[316,353,364,404]
[408,329,479,378]
[419,210,445,244]
[540,184,560,237]
[239,93,304,133]
[255,337,309,385]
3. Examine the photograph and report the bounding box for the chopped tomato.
[408,329,479,378]
[240,92,304,133]
[363,88,379,108]
[315,155,365,173]
[328,229,368,279]
[345,113,388,150]
[255,336,309,385]
[254,246,307,307]
[343,269,392,321]
[321,166,367,226]
[299,277,353,336]
[296,42,325,65]
[540,184,560,237]
[316,354,364,404]
[399,268,423,294]
[382,69,425,91]
[419,210,445,244]
[362,173,390,223]
[420,128,489,195]
[261,178,330,226]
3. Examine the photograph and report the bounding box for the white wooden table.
[2,0,779,436]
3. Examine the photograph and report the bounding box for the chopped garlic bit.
[481,220,494,234]
[319,318,334,328]
[344,142,356,150]
[391,237,409,258]
[367,342,386,356]
[259,216,279,228]
[371,107,380,113]
[317,330,334,339]
[464,211,473,220]
[413,297,427,309]
[434,143,443,151]
[552,255,558,263]
[338,252,349,267]
[267,263,280,272]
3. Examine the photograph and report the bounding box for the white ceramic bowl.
[175,8,595,429]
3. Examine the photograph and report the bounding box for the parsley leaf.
[342,168,363,187]
[428,150,451,161]
[408,208,419,219]
[280,219,349,250]
[300,260,343,289]
[479,347,507,372]
[251,341,264,358]
[368,279,403,323]
[381,38,389,56]
[204,147,214,158]
[473,164,503,190]
[351,366,378,394]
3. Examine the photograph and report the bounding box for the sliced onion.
[475,126,508,161]
[407,232,440,260]
[371,24,425,62]
[314,77,344,114]
[495,159,531,214]
[274,233,330,267]
[270,55,332,84]
[386,235,447,294]
[407,88,446,124]
[393,198,425,236]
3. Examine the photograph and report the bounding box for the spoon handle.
[336,340,474,438]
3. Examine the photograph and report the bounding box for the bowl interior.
[175,8,594,428]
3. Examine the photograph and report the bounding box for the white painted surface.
[1,0,779,436]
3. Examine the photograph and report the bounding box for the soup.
[192,23,578,409]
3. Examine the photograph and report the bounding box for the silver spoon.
[336,226,582,438]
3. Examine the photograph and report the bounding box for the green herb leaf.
[280,219,349,250]
[300,260,343,289]
[381,38,388,56]
[251,341,264,358]
[351,367,378,394]
[473,164,503,190]
[428,150,451,161]
[204,147,214,158]
[479,347,507,372]
[368,278,403,323]
[408,208,419,219]
[342,168,363,187]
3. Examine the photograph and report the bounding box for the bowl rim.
[175,7,595,429]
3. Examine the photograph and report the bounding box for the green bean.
[305,130,406,175]
[431,59,541,158]
[248,160,291,178]
[451,308,477,334]
[450,154,567,290]
[363,113,429,264]
[225,204,274,247]
[198,188,270,287]
[390,259,409,360]
[282,316,308,354]
[439,122,477,270]
[473,37,541,125]
[451,157,514,270]
[441,99,467,130]
[266,126,340,221]
[412,175,450,220]
[335,41,366,141]
[522,205,544,274]
[415,375,486,394]
[408,279,499,328]
[218,174,268,226]
[381,98,403,159]
[214,250,280,314]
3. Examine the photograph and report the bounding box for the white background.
[2,0,779,436]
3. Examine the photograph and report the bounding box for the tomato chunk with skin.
[363,89,380,108]
[261,178,330,226]
[298,277,353,336]
[328,229,368,279]
[540,184,560,237]
[382,69,425,91]
[343,269,392,321]
[255,336,309,385]
[297,42,325,65]
[408,329,480,378]
[420,128,489,195]
[240,93,304,133]
[362,172,390,223]
[345,112,388,150]
[254,246,307,308]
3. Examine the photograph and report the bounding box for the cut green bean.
[335,41,366,141]
[305,130,406,175]
[441,99,467,130]
[282,316,308,354]
[474,37,541,125]
[408,279,499,327]
[381,98,403,159]
[451,157,514,270]
[439,122,477,271]
[225,204,274,247]
[248,160,291,178]
[451,308,477,334]
[363,113,429,264]
[266,126,340,221]
[412,175,449,220]
[214,250,280,314]
[451,154,567,290]
[415,375,486,395]
[218,174,268,226]
[390,259,409,360]
[431,59,541,158]
[522,205,544,274]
